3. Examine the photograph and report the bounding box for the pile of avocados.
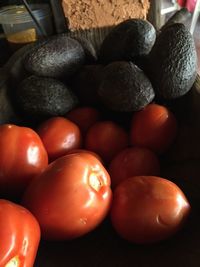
[10,16,197,124]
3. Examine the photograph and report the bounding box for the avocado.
[146,23,197,99]
[24,35,85,78]
[98,19,156,64]
[0,70,21,125]
[15,75,78,120]
[6,39,49,86]
[70,64,104,106]
[98,61,155,112]
[72,36,98,64]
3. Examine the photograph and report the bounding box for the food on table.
[98,61,155,112]
[0,124,48,198]
[15,75,78,120]
[99,19,156,64]
[66,106,101,136]
[130,104,178,154]
[146,23,197,99]
[109,146,160,188]
[0,199,40,267]
[110,176,191,244]
[24,35,85,78]
[85,121,129,163]
[37,116,82,162]
[22,152,112,240]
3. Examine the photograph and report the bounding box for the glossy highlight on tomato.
[0,124,48,198]
[22,152,112,240]
[0,199,41,267]
[37,116,82,162]
[110,176,191,244]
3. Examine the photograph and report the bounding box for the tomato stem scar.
[89,172,102,191]
[5,256,20,267]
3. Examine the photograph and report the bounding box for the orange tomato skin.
[37,117,82,162]
[0,199,40,267]
[109,147,160,188]
[66,107,100,136]
[22,152,112,240]
[0,124,48,198]
[85,121,129,163]
[111,176,190,244]
[130,104,178,154]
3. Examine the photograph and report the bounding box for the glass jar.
[0,4,54,50]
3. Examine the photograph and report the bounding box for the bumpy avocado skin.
[147,23,197,99]
[16,75,78,120]
[72,36,98,64]
[70,64,104,106]
[99,19,156,64]
[24,35,85,78]
[98,61,155,112]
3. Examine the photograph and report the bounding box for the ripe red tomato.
[37,117,82,162]
[130,104,178,154]
[22,152,112,240]
[0,124,48,198]
[109,147,160,188]
[66,106,101,136]
[65,149,103,163]
[0,199,40,267]
[110,176,191,244]
[85,121,129,163]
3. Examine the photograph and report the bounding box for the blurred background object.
[0,1,54,48]
[0,0,66,66]
[178,0,197,12]
[189,0,200,34]
[0,4,53,50]
[148,0,200,31]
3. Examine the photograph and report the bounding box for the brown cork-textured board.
[62,0,150,31]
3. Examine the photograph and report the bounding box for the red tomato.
[109,147,160,188]
[66,107,101,136]
[0,199,40,267]
[65,149,103,163]
[0,124,48,198]
[110,176,190,244]
[22,152,112,240]
[85,121,129,163]
[37,117,82,162]
[130,104,178,154]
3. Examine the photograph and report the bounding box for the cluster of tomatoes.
[0,103,191,267]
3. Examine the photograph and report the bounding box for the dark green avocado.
[147,23,197,99]
[99,19,156,64]
[70,64,104,106]
[98,61,155,112]
[72,36,97,64]
[24,35,85,78]
[15,75,78,120]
